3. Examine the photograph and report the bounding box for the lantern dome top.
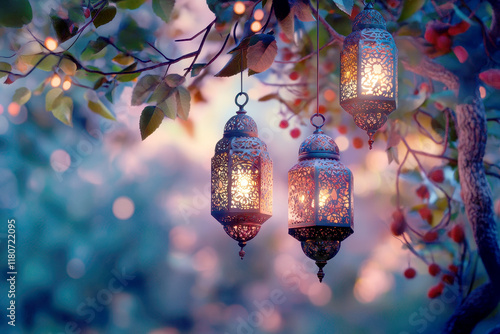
[223,112,258,137]
[298,130,339,161]
[353,3,386,31]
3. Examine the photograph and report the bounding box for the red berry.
[419,206,433,224]
[429,169,445,183]
[416,185,430,200]
[442,274,455,285]
[404,267,417,279]
[289,71,299,81]
[290,128,301,139]
[427,283,444,298]
[479,69,500,90]
[293,98,302,106]
[338,125,348,134]
[423,230,439,243]
[84,8,91,19]
[453,46,469,63]
[387,0,399,9]
[448,225,465,243]
[419,82,430,94]
[428,263,441,277]
[436,34,452,52]
[448,21,471,36]
[390,210,406,236]
[352,137,363,149]
[448,264,459,274]
[424,26,439,44]
[318,105,326,114]
[282,48,293,61]
[279,120,289,129]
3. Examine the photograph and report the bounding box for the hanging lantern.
[288,115,354,282]
[340,2,398,149]
[211,92,273,259]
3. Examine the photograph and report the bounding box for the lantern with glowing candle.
[340,2,398,149]
[288,116,354,282]
[211,92,272,259]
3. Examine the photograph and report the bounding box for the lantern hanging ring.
[235,92,249,112]
[310,113,325,131]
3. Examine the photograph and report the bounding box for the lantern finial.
[316,261,327,283]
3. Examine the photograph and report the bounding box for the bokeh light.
[480,86,486,98]
[62,79,72,91]
[44,37,58,51]
[50,149,71,172]
[51,74,61,87]
[66,258,85,279]
[251,21,262,32]
[0,104,4,115]
[323,89,336,102]
[307,282,332,306]
[254,9,265,21]
[0,116,8,135]
[169,225,197,252]
[233,1,246,15]
[112,196,135,220]
[335,135,349,151]
[8,102,20,117]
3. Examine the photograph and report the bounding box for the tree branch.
[443,90,500,333]
[402,56,459,91]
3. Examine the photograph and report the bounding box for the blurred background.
[0,0,499,333]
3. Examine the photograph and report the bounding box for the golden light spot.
[250,21,262,32]
[62,79,72,91]
[373,64,382,74]
[335,135,349,151]
[51,74,61,87]
[254,9,265,21]
[233,1,246,15]
[44,37,58,51]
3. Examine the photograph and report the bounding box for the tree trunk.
[443,87,500,333]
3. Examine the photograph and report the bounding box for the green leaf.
[116,63,140,82]
[157,95,176,119]
[215,38,251,77]
[81,38,108,61]
[396,36,423,67]
[117,17,148,51]
[0,0,32,28]
[246,34,277,73]
[0,62,12,79]
[85,90,116,120]
[68,5,85,24]
[51,10,79,43]
[164,73,185,87]
[294,0,314,21]
[60,58,77,76]
[112,54,135,66]
[52,96,73,126]
[12,87,31,106]
[18,54,59,72]
[152,0,175,22]
[176,86,191,120]
[140,106,164,140]
[46,88,64,111]
[148,82,174,103]
[331,0,353,15]
[117,0,146,10]
[132,75,161,106]
[398,0,425,22]
[191,63,206,77]
[93,6,117,28]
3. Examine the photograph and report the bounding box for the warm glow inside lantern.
[211,93,272,259]
[340,2,398,149]
[288,128,353,281]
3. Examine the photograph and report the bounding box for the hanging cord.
[235,27,248,113]
[310,0,325,132]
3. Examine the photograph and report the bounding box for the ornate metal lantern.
[211,92,273,259]
[340,2,398,149]
[288,115,354,282]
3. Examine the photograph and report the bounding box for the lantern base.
[316,261,327,283]
[223,222,263,259]
[289,226,353,242]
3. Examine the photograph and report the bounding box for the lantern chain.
[311,0,325,132]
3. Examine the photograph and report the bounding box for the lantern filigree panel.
[340,39,358,102]
[359,29,397,98]
[288,159,353,230]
